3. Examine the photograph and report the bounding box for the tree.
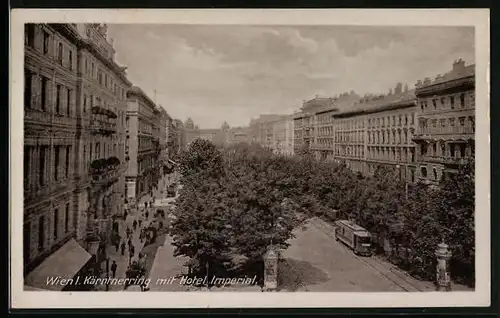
[178,138,224,178]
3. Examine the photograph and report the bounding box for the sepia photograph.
[10,9,490,309]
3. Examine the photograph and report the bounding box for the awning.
[24,238,92,291]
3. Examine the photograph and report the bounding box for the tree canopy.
[171,141,475,287]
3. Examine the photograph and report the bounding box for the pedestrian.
[120,241,126,255]
[124,211,128,220]
[145,202,148,209]
[115,240,120,252]
[145,211,149,219]
[138,219,142,227]
[128,237,132,248]
[130,244,135,258]
[111,260,117,278]
[133,220,137,231]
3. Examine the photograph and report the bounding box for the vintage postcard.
[10,9,490,309]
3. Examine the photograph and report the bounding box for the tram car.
[334,220,372,256]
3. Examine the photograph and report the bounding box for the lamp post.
[435,242,452,291]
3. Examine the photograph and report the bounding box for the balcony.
[92,105,117,118]
[89,157,122,185]
[89,118,117,135]
[25,108,77,127]
[420,155,471,166]
[413,126,475,140]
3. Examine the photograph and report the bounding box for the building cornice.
[127,86,157,110]
[78,39,132,87]
[415,76,475,97]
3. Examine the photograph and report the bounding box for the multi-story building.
[292,59,475,184]
[413,59,475,184]
[74,23,131,252]
[24,23,82,279]
[228,126,249,144]
[247,114,286,148]
[125,86,163,205]
[271,115,294,155]
[333,84,417,178]
[23,23,132,287]
[294,93,359,154]
[159,106,172,159]
[169,119,184,157]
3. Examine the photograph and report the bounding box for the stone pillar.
[435,242,452,291]
[263,246,278,292]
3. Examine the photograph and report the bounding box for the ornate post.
[263,246,278,292]
[435,242,452,291]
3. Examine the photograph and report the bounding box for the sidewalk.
[106,202,151,291]
[103,174,175,291]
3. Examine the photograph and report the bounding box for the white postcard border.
[10,9,490,309]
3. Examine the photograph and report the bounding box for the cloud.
[107,24,474,128]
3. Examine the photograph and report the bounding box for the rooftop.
[416,59,475,89]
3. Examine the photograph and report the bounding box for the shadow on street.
[278,257,329,291]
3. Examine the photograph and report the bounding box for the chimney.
[453,58,466,74]
[394,82,403,94]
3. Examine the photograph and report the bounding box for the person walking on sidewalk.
[128,237,132,248]
[129,244,135,261]
[111,260,117,278]
[115,238,120,252]
[120,241,126,256]
[138,219,142,228]
[133,220,138,231]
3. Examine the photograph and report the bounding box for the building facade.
[413,59,475,184]
[271,115,294,155]
[228,126,249,144]
[292,60,474,183]
[125,86,163,206]
[23,23,132,282]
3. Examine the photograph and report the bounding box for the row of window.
[24,204,71,262]
[25,24,75,72]
[368,113,415,128]
[336,119,365,130]
[335,132,365,143]
[83,58,127,101]
[83,140,120,168]
[139,120,153,135]
[368,129,413,145]
[139,156,155,175]
[24,70,74,116]
[335,145,365,158]
[24,145,72,190]
[418,116,475,134]
[419,92,473,112]
[138,136,154,151]
[366,146,416,163]
[419,142,474,159]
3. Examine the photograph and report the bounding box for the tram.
[334,220,372,256]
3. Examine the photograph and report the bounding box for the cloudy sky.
[107,25,474,128]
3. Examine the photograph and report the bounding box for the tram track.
[307,217,423,292]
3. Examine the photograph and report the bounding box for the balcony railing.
[90,118,117,135]
[25,109,77,127]
[414,126,474,137]
[89,157,122,185]
[420,155,470,165]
